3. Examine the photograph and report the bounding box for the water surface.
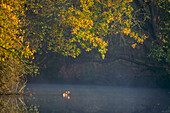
[25,84,170,113]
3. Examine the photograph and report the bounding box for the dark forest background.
[28,40,170,87]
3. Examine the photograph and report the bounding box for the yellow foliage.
[130,32,135,37]
[123,28,131,35]
[0,0,35,62]
[102,54,105,59]
[86,48,91,52]
[55,0,147,58]
[132,43,137,48]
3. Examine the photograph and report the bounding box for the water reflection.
[0,84,169,113]
[26,84,170,113]
[0,95,39,113]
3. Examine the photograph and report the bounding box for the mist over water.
[25,84,170,113]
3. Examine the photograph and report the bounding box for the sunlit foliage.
[0,0,35,62]
[0,0,36,94]
[26,0,148,60]
[57,0,148,58]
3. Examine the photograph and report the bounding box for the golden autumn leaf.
[102,54,105,59]
[132,43,137,48]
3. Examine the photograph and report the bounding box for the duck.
[66,91,70,95]
[63,91,70,97]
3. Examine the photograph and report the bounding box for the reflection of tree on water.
[0,95,39,113]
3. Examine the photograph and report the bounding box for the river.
[25,84,170,113]
[0,84,169,113]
